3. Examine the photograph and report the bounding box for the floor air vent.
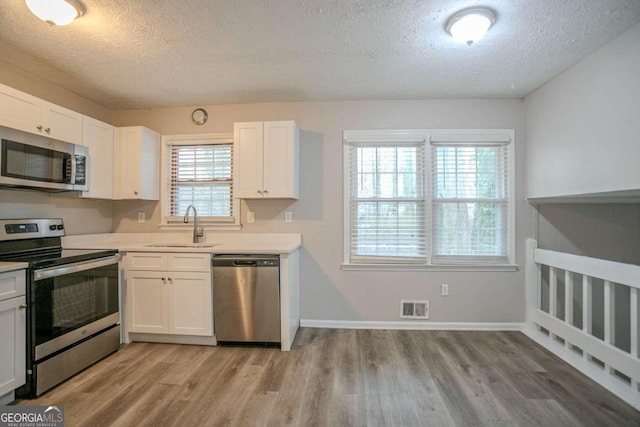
[400,300,429,319]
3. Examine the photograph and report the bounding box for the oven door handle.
[33,255,120,281]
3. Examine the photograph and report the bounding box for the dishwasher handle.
[233,260,257,266]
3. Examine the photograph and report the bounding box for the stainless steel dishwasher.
[212,255,281,345]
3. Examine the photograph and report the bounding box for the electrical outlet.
[284,211,293,223]
[441,284,449,296]
[137,212,145,224]
[247,211,255,223]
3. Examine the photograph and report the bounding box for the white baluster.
[565,270,574,349]
[583,275,593,362]
[604,280,615,375]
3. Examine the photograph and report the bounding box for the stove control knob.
[57,224,64,230]
[49,225,57,231]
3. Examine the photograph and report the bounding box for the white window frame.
[160,133,241,231]
[343,129,516,271]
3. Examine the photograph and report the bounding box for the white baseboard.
[299,319,526,331]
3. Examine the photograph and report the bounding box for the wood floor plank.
[16,330,640,426]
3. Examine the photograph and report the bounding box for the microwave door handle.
[33,255,120,281]
[69,153,76,184]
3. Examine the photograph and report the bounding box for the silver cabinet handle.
[19,304,27,310]
[37,125,43,131]
[45,127,51,133]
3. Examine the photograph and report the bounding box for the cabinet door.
[0,296,26,395]
[168,272,213,336]
[235,122,264,198]
[114,127,142,199]
[263,121,298,198]
[138,127,160,200]
[41,101,83,144]
[81,117,115,199]
[0,84,39,135]
[128,272,168,333]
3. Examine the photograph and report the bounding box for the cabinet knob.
[161,277,166,282]
[45,127,51,133]
[19,304,27,310]
[257,190,263,194]
[134,191,139,195]
[37,125,43,131]
[264,189,269,194]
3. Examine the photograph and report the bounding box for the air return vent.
[400,300,429,319]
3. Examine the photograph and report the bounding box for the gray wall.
[113,99,533,324]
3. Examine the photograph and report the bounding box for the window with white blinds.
[431,142,510,264]
[344,129,514,267]
[348,141,426,263]
[165,140,235,223]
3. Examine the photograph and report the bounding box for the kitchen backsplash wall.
[0,189,112,234]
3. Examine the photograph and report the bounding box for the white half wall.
[525,22,640,200]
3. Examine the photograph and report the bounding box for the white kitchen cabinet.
[0,83,82,144]
[235,120,299,199]
[81,116,115,199]
[114,126,160,200]
[125,253,213,337]
[0,269,26,397]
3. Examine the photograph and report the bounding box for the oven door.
[31,255,120,361]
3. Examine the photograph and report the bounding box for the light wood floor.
[19,329,640,426]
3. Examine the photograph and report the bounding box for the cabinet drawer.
[125,253,168,270]
[0,270,26,302]
[167,253,211,272]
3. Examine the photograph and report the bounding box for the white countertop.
[63,232,302,255]
[0,261,28,273]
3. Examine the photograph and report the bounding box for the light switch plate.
[284,211,293,223]
[247,211,255,223]
[137,212,145,224]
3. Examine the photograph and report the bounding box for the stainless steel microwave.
[0,125,88,192]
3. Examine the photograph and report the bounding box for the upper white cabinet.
[81,116,115,199]
[0,83,82,144]
[235,120,299,199]
[114,126,160,200]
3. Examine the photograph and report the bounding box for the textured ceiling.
[0,0,639,110]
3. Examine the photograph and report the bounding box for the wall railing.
[525,239,639,410]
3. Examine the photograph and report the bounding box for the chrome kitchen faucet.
[183,205,205,243]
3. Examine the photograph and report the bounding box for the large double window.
[344,129,514,267]
[161,134,239,229]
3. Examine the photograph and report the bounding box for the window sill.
[160,223,241,232]
[341,263,519,272]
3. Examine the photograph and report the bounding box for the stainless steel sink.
[145,243,220,248]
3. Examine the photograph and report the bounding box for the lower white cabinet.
[125,253,213,337]
[0,269,26,397]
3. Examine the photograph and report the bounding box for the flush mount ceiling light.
[25,0,85,26]
[446,7,496,46]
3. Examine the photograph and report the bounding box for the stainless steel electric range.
[0,218,120,398]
